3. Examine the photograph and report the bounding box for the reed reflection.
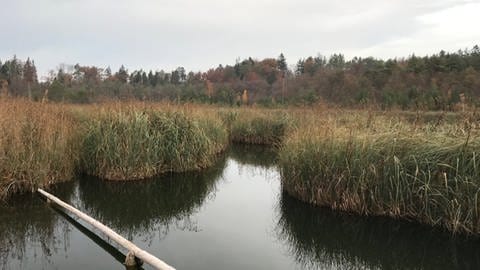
[76,154,227,239]
[277,191,480,270]
[0,185,75,270]
[228,143,277,168]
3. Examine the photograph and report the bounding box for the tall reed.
[279,111,480,234]
[0,99,79,200]
[81,108,228,180]
[230,109,291,145]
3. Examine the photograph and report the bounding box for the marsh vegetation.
[1,98,480,236]
[279,109,480,234]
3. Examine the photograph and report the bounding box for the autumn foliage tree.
[2,45,480,108]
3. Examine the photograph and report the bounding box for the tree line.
[1,45,480,109]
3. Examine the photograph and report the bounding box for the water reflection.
[228,143,277,168]
[0,187,75,270]
[277,191,480,270]
[54,207,135,266]
[3,145,480,270]
[75,154,227,239]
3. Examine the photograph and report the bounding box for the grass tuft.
[81,108,228,180]
[0,99,79,200]
[230,109,292,145]
[279,110,480,235]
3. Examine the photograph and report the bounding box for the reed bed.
[0,99,79,200]
[81,107,228,180]
[0,100,230,198]
[279,111,480,234]
[229,109,291,145]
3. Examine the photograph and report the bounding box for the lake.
[1,144,480,270]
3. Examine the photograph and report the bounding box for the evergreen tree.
[104,66,112,79]
[296,59,305,75]
[314,54,327,68]
[148,70,157,87]
[0,60,7,80]
[327,53,345,69]
[177,67,186,82]
[115,65,128,83]
[142,71,148,86]
[277,53,287,73]
[23,58,37,99]
[171,69,180,84]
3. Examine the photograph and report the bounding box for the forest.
[1,45,480,109]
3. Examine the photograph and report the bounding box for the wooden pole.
[52,206,133,267]
[37,188,175,270]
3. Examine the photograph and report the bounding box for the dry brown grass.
[0,98,80,200]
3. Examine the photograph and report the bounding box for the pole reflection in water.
[51,207,145,269]
[0,186,77,270]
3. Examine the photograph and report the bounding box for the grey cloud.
[1,0,478,76]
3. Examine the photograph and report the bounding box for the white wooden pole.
[38,188,175,270]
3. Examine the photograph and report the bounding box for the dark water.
[2,145,480,270]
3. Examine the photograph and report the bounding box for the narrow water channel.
[1,144,480,270]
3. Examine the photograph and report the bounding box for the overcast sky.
[1,0,479,78]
